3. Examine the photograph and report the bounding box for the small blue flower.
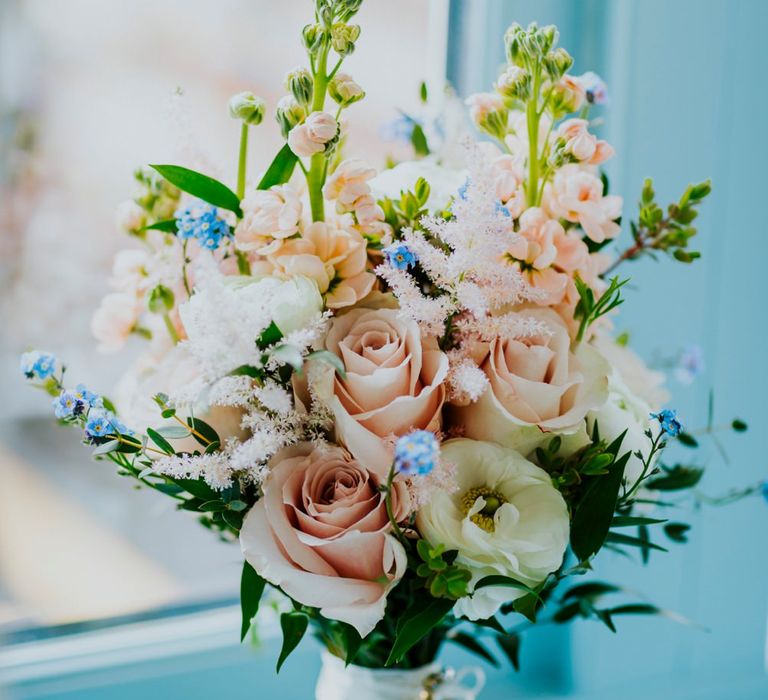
[394,430,439,477]
[73,384,102,408]
[651,409,684,437]
[20,350,57,380]
[675,344,705,385]
[379,114,418,144]
[495,200,511,217]
[53,390,85,419]
[384,243,417,271]
[85,411,113,439]
[457,178,470,201]
[579,71,609,105]
[175,202,232,250]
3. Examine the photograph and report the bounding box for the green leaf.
[605,531,668,553]
[471,616,506,635]
[186,417,220,447]
[664,522,691,543]
[257,144,298,190]
[146,427,175,455]
[257,320,283,349]
[199,499,227,512]
[611,516,667,528]
[606,603,660,617]
[305,349,347,378]
[150,164,242,216]
[277,611,310,672]
[168,476,218,501]
[240,561,266,642]
[731,418,748,432]
[561,582,621,602]
[92,440,120,456]
[155,425,192,439]
[386,598,454,666]
[139,219,178,233]
[496,633,521,671]
[512,592,541,623]
[447,632,498,667]
[645,464,704,491]
[411,123,430,156]
[570,446,629,561]
[677,432,699,448]
[475,576,541,601]
[228,499,248,512]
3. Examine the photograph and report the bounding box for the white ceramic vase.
[315,651,485,700]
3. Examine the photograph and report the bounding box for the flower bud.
[302,23,324,53]
[541,25,559,52]
[284,67,314,109]
[549,75,585,115]
[336,0,363,21]
[228,91,265,126]
[465,93,509,141]
[148,284,175,314]
[544,47,573,79]
[331,22,360,56]
[494,65,531,101]
[504,23,525,65]
[328,72,365,107]
[275,95,306,139]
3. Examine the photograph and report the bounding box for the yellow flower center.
[461,486,508,532]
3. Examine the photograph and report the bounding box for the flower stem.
[162,311,180,344]
[384,462,408,548]
[526,64,542,206]
[236,122,249,200]
[307,40,331,222]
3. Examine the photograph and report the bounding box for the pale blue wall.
[449,0,768,697]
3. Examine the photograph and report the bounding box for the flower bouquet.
[22,2,755,698]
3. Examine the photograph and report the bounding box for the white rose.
[115,345,248,454]
[416,439,569,620]
[369,159,466,212]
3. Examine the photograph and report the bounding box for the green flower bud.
[495,65,531,101]
[504,23,524,65]
[544,48,573,79]
[284,67,314,109]
[541,24,559,52]
[148,284,175,314]
[328,72,365,106]
[275,95,306,139]
[331,22,360,56]
[228,91,265,126]
[336,0,363,22]
[302,23,324,53]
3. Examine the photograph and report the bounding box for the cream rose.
[313,307,449,474]
[455,308,609,455]
[240,443,408,636]
[417,439,569,620]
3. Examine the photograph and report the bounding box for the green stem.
[162,312,180,344]
[307,40,331,222]
[526,64,542,206]
[384,463,409,548]
[236,122,249,200]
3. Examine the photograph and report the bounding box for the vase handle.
[432,665,486,700]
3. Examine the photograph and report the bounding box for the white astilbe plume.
[153,452,235,490]
[446,353,489,405]
[207,375,255,407]
[376,140,542,336]
[408,459,459,508]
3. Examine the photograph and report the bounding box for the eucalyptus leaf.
[146,427,175,455]
[495,633,521,671]
[92,440,119,456]
[154,425,192,439]
[386,598,454,666]
[447,631,498,667]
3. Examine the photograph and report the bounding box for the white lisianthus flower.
[416,439,569,621]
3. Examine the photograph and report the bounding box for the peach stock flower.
[454,308,609,454]
[287,111,338,157]
[491,155,527,219]
[556,118,614,165]
[543,164,623,243]
[506,207,590,305]
[267,219,375,308]
[91,292,140,353]
[313,306,449,473]
[235,183,302,253]
[240,443,409,636]
[323,159,377,209]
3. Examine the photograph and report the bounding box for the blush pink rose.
[313,307,449,473]
[454,308,609,454]
[240,443,408,636]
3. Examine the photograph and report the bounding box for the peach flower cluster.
[287,111,339,157]
[323,158,390,239]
